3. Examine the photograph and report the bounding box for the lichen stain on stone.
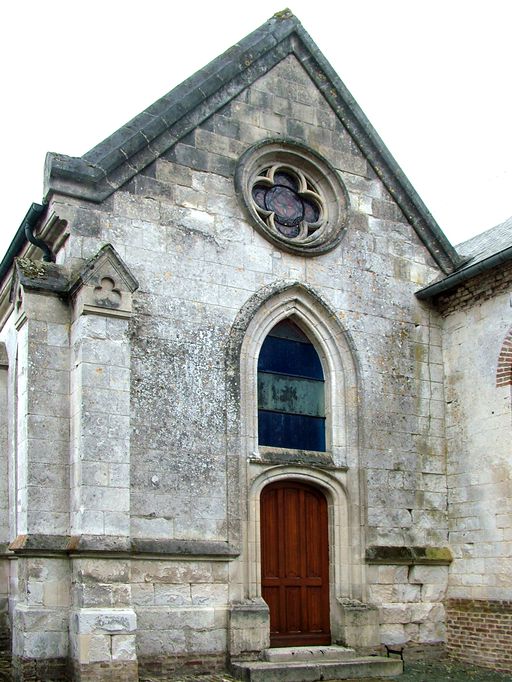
[129,308,231,530]
[17,257,47,279]
[273,8,293,20]
[424,547,453,563]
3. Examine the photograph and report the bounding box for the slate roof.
[41,10,462,274]
[416,216,512,299]
[456,216,512,264]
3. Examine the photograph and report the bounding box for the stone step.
[231,656,403,681]
[263,645,356,662]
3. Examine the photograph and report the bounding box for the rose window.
[235,140,349,256]
[251,167,322,239]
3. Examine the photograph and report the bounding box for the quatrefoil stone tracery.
[251,166,323,239]
[235,140,350,256]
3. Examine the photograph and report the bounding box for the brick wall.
[446,599,512,672]
[435,259,512,316]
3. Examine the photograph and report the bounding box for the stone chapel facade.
[0,11,510,681]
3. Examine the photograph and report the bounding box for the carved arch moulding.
[224,280,367,606]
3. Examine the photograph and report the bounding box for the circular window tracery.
[235,139,349,256]
[251,166,322,238]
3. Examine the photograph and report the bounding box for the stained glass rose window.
[251,167,322,239]
[235,140,349,256]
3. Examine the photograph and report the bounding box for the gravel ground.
[138,660,512,682]
[139,659,512,681]
[1,653,511,681]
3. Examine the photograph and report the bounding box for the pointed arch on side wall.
[225,279,366,604]
[496,326,512,387]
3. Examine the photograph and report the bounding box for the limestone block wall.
[438,266,512,671]
[70,313,132,538]
[70,558,138,681]
[14,291,70,536]
[441,276,511,599]
[367,564,448,650]
[49,54,446,553]
[132,559,229,675]
[0,345,8,543]
[1,287,74,676]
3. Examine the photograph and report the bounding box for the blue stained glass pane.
[258,410,326,451]
[258,336,324,380]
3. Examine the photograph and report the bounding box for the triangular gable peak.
[44,10,461,274]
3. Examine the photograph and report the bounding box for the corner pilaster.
[69,244,139,680]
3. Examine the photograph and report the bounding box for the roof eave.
[416,245,512,300]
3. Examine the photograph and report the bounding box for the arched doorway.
[260,480,330,647]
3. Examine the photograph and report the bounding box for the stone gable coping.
[43,10,462,275]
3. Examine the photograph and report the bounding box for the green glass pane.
[258,372,324,417]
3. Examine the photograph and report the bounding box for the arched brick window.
[496,327,512,387]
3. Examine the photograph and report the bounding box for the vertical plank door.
[260,480,330,646]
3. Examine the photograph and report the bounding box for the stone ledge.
[365,546,453,566]
[8,534,239,559]
[251,447,341,469]
[131,538,239,557]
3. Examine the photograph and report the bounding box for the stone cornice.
[8,534,239,560]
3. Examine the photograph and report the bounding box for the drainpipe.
[0,202,55,284]
[23,203,55,263]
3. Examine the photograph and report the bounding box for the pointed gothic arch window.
[257,319,326,451]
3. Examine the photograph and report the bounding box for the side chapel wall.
[438,264,512,672]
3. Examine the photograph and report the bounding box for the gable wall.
[51,56,447,544]
[3,54,454,672]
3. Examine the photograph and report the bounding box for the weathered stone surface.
[74,608,137,634]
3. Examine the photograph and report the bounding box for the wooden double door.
[260,480,331,647]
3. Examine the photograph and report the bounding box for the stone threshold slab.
[231,656,403,681]
[263,645,356,662]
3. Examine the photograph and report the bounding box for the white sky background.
[1,0,511,259]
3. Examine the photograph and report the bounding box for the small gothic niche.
[70,244,139,319]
